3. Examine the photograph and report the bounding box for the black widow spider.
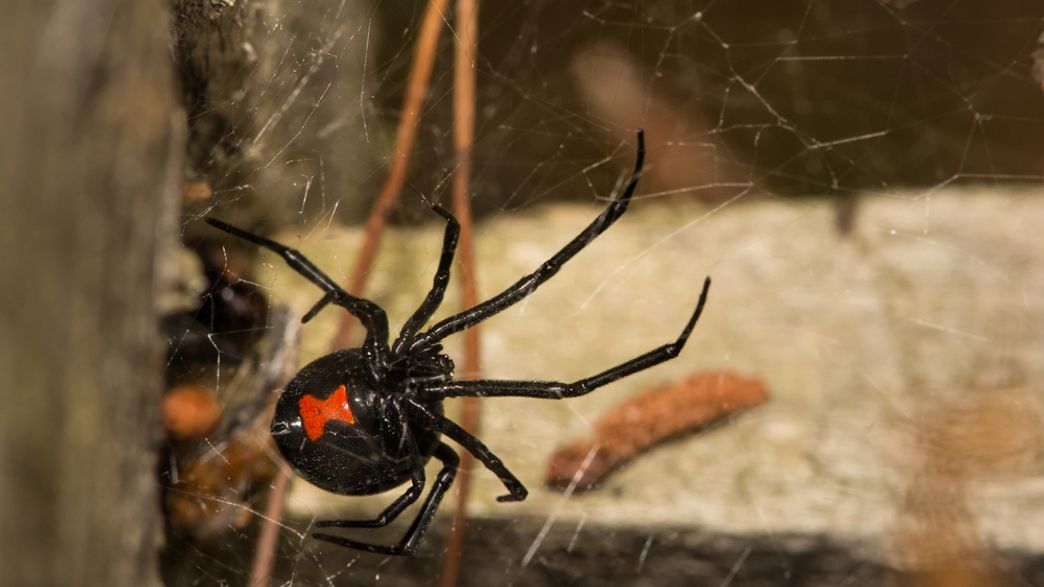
[205,130,711,556]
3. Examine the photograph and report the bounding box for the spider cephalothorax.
[206,129,711,555]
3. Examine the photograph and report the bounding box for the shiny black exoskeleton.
[206,130,712,556]
[270,349,446,496]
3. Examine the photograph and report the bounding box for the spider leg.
[314,468,425,529]
[391,202,460,355]
[407,130,646,352]
[405,399,528,502]
[312,442,459,556]
[421,277,710,400]
[205,218,390,362]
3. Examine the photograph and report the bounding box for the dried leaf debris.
[547,370,768,491]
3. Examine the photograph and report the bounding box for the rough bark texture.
[171,0,372,228]
[0,1,182,586]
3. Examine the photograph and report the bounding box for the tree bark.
[0,2,182,586]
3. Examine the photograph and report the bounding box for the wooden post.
[0,1,182,585]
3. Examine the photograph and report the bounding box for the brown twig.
[333,0,450,349]
[247,463,292,587]
[439,0,481,585]
[546,371,768,491]
[243,318,300,587]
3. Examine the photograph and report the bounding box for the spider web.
[170,1,1044,585]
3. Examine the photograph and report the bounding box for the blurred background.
[178,0,1044,223]
[3,0,1044,585]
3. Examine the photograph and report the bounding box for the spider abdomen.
[271,349,441,496]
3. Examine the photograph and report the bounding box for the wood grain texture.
[0,1,182,585]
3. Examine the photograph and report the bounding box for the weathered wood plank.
[0,2,182,586]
